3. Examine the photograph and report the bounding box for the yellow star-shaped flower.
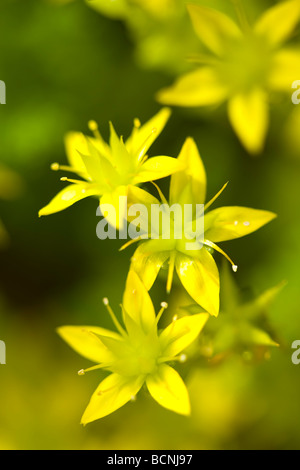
[39,108,182,229]
[184,263,284,362]
[128,137,276,317]
[157,1,300,154]
[58,270,208,423]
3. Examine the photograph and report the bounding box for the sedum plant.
[157,1,300,154]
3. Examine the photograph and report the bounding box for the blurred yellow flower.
[58,270,209,423]
[187,263,284,362]
[39,108,182,229]
[129,137,276,317]
[157,1,300,154]
[85,0,177,19]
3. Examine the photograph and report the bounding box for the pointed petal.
[65,132,111,176]
[99,186,128,230]
[170,137,206,206]
[239,281,286,320]
[176,250,220,317]
[187,4,241,56]
[39,183,101,217]
[146,364,190,415]
[81,373,144,424]
[254,0,300,48]
[159,313,209,357]
[125,108,171,159]
[269,49,300,92]
[127,185,160,207]
[57,326,121,364]
[130,241,171,290]
[204,206,277,242]
[228,89,269,154]
[133,157,183,184]
[64,132,89,174]
[123,270,156,333]
[240,324,279,348]
[157,67,228,107]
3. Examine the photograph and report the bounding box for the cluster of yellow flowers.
[40,107,276,423]
[39,0,296,424]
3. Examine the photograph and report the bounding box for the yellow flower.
[128,137,276,317]
[157,1,300,154]
[58,271,208,423]
[39,108,182,229]
[187,263,284,362]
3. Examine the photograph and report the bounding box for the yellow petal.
[254,0,300,48]
[170,137,206,206]
[157,67,228,107]
[187,4,241,56]
[84,0,128,19]
[227,89,269,154]
[239,281,286,320]
[159,313,209,357]
[204,206,277,242]
[131,241,172,290]
[65,131,111,176]
[125,108,171,160]
[269,48,300,92]
[146,364,190,415]
[64,132,89,174]
[57,325,121,364]
[240,324,279,348]
[123,270,156,334]
[81,373,144,424]
[39,183,101,217]
[133,156,183,184]
[175,250,220,317]
[100,186,128,230]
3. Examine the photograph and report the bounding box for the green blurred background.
[0,0,300,449]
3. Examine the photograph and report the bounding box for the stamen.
[156,301,168,325]
[60,177,84,184]
[51,163,75,172]
[203,239,238,272]
[204,182,229,212]
[179,354,187,363]
[102,297,127,337]
[88,120,103,141]
[134,118,141,129]
[158,353,188,364]
[119,235,148,252]
[78,363,111,375]
[150,181,168,205]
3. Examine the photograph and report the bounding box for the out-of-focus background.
[0,0,300,450]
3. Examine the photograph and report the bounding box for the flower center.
[217,35,272,93]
